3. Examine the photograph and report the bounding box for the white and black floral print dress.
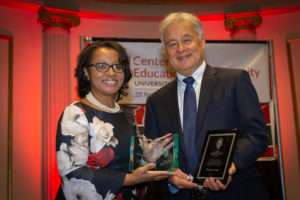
[56,101,144,200]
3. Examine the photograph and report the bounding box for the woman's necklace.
[86,91,120,113]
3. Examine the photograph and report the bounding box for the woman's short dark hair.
[75,40,132,101]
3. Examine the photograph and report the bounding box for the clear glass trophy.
[129,134,178,172]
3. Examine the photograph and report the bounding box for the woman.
[55,41,173,200]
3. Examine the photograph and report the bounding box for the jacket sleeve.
[144,97,160,140]
[233,70,269,172]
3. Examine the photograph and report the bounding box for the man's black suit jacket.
[144,65,270,200]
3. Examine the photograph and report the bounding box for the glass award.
[193,129,239,184]
[129,134,178,172]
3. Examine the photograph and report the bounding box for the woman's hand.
[123,163,172,186]
[141,133,174,163]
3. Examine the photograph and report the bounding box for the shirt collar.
[177,60,206,86]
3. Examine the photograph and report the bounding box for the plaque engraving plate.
[193,129,239,184]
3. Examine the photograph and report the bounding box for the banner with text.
[83,38,270,104]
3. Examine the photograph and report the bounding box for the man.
[144,12,269,200]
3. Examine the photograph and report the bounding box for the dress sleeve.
[56,103,126,200]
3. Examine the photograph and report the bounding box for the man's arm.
[202,70,269,191]
[144,98,160,139]
[233,70,269,172]
[144,98,198,191]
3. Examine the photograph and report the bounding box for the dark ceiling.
[1,0,300,18]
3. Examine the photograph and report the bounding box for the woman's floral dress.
[56,101,145,200]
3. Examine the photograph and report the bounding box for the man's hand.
[123,163,172,186]
[203,162,236,191]
[168,169,199,189]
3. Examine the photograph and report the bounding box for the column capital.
[224,11,262,40]
[38,6,80,32]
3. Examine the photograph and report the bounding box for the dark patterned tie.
[183,76,198,174]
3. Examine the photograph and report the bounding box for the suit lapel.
[195,65,217,153]
[165,79,185,151]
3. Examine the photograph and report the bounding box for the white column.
[38,6,80,200]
